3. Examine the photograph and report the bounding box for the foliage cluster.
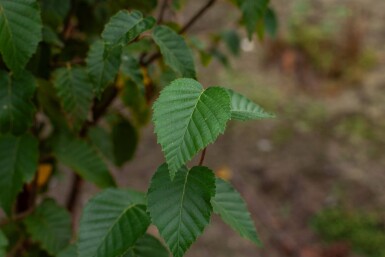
[0,0,275,256]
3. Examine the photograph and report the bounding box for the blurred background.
[53,0,385,256]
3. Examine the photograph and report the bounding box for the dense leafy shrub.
[0,0,276,256]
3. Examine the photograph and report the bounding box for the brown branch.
[142,0,218,66]
[0,209,34,227]
[66,174,83,212]
[61,0,77,40]
[7,237,25,257]
[157,0,169,24]
[198,148,207,166]
[179,0,216,34]
[142,52,161,66]
[51,58,85,68]
[66,86,119,212]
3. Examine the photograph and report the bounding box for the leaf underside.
[152,25,196,78]
[211,178,261,245]
[227,89,274,121]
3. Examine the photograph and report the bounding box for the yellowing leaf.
[216,165,232,181]
[141,66,151,88]
[37,163,53,187]
[116,73,126,90]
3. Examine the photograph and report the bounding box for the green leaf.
[227,89,274,121]
[211,178,261,245]
[0,230,8,256]
[88,126,115,163]
[121,55,144,90]
[153,78,230,177]
[152,25,196,78]
[238,0,269,39]
[53,134,115,188]
[78,189,150,257]
[0,134,38,214]
[112,118,138,166]
[121,80,150,126]
[40,0,70,29]
[147,164,215,257]
[123,234,169,257]
[53,67,94,130]
[36,79,67,127]
[42,25,64,48]
[220,30,241,56]
[0,70,36,135]
[158,67,179,89]
[0,0,42,72]
[0,222,19,254]
[210,48,229,67]
[24,199,72,255]
[123,189,146,205]
[102,10,156,45]
[264,8,277,38]
[86,40,122,97]
[123,38,153,54]
[189,37,212,66]
[57,244,77,257]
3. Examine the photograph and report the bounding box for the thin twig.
[198,148,207,166]
[142,0,218,66]
[66,174,83,212]
[51,58,85,68]
[157,0,169,24]
[7,237,25,257]
[66,86,119,212]
[61,0,77,40]
[0,209,34,227]
[142,52,162,66]
[179,0,216,34]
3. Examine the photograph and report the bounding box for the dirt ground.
[63,0,385,256]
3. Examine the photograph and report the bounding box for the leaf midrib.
[65,67,87,117]
[175,169,190,256]
[167,89,203,172]
[0,2,17,67]
[92,203,140,257]
[5,72,13,131]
